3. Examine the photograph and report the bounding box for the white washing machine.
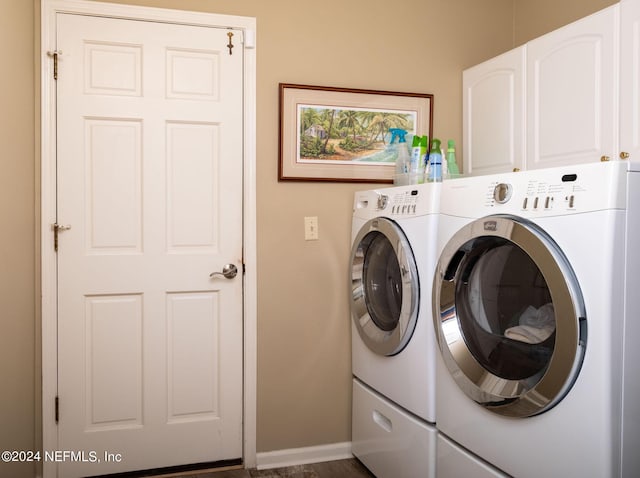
[349,183,439,478]
[432,161,640,478]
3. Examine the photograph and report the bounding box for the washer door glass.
[433,215,586,417]
[350,217,419,356]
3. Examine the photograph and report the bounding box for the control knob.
[493,183,513,204]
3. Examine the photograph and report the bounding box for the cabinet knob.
[600,155,610,162]
[620,151,630,160]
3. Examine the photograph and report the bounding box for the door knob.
[209,263,238,279]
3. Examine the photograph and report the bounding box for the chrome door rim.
[433,215,586,417]
[350,217,419,356]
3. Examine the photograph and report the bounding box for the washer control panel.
[522,173,584,212]
[484,172,590,213]
[432,162,625,218]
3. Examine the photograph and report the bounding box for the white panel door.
[463,46,526,176]
[526,5,618,169]
[620,0,640,162]
[56,13,243,477]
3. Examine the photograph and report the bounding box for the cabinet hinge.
[47,50,62,80]
[55,396,59,423]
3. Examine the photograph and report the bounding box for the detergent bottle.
[410,135,428,183]
[390,128,410,185]
[446,139,460,177]
[427,138,443,182]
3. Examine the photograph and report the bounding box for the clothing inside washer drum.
[463,241,557,346]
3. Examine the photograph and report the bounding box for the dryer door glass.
[434,215,586,417]
[362,232,403,332]
[350,217,419,356]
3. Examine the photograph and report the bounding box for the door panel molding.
[40,2,256,476]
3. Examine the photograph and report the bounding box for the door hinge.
[227,31,234,55]
[55,396,59,423]
[52,223,71,252]
[47,50,62,80]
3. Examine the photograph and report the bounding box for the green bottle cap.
[430,138,441,152]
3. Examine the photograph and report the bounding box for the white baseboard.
[255,441,353,470]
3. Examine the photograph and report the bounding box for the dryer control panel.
[353,183,440,220]
[387,188,420,215]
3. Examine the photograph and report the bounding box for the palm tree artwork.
[298,105,416,164]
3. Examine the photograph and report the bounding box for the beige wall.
[514,0,617,44]
[0,1,36,478]
[0,1,615,476]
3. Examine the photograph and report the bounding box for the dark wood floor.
[164,459,375,478]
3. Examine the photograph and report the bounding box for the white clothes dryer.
[433,162,640,478]
[349,183,440,478]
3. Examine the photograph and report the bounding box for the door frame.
[39,1,257,476]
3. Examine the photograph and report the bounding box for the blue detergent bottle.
[427,138,442,182]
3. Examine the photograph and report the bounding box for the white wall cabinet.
[462,47,525,176]
[464,3,625,175]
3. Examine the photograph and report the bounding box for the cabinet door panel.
[527,6,618,169]
[463,47,525,176]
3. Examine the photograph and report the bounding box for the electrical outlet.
[304,216,319,240]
